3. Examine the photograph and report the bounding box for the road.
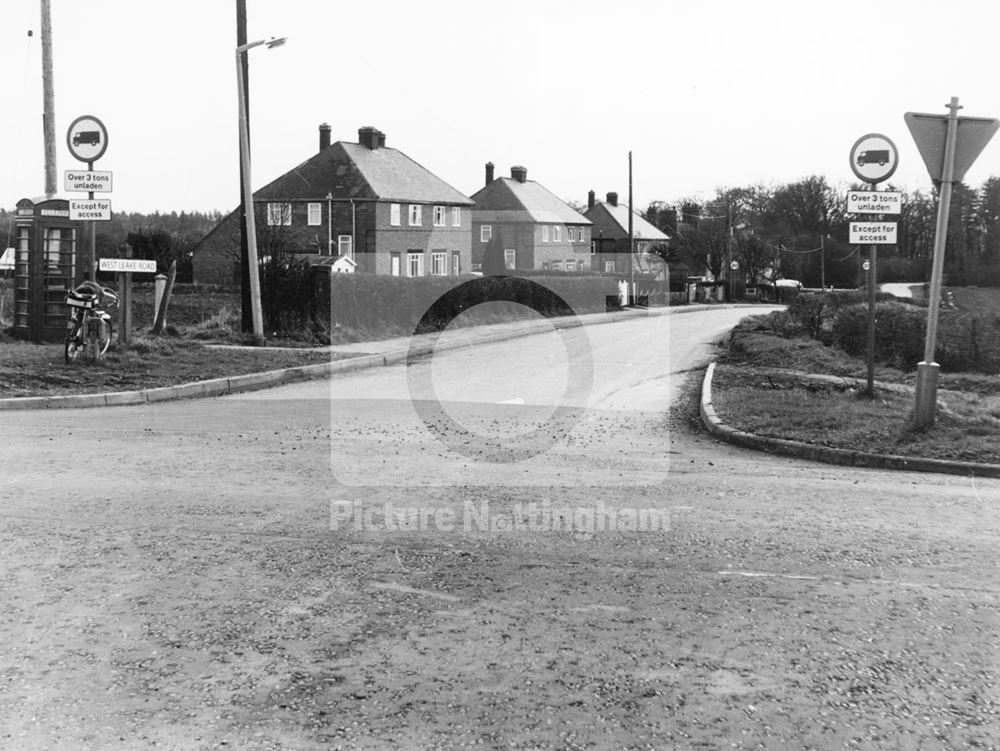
[2,307,998,750]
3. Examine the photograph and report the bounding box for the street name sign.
[847,190,901,215]
[64,170,113,193]
[904,111,999,183]
[99,258,157,273]
[850,222,897,245]
[69,199,112,221]
[849,133,899,184]
[66,115,109,163]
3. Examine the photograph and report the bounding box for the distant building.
[193,125,474,285]
[469,163,592,272]
[583,191,670,278]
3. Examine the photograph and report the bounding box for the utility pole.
[41,0,56,197]
[237,0,252,333]
[628,151,634,305]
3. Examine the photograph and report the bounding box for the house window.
[391,253,401,276]
[431,251,447,275]
[338,235,353,258]
[481,225,492,243]
[408,252,424,277]
[551,260,562,271]
[433,206,446,226]
[504,249,516,270]
[266,202,291,226]
[566,259,577,272]
[553,225,562,242]
[451,207,461,227]
[409,204,422,226]
[604,260,615,273]
[451,251,460,275]
[590,240,597,254]
[390,203,401,226]
[307,203,321,226]
[541,225,550,243]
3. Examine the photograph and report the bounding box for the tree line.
[642,175,1000,288]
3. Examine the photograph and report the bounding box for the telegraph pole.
[41,0,56,197]
[237,0,252,332]
[628,151,634,305]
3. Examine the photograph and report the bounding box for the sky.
[3,0,1000,216]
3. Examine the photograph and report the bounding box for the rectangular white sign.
[64,170,113,193]
[98,258,157,273]
[850,222,897,245]
[847,190,902,215]
[69,199,112,221]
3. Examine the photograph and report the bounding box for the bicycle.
[64,280,118,364]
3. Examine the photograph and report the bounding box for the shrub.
[831,302,926,369]
[786,293,826,339]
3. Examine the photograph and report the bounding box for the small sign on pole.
[70,199,112,222]
[98,258,157,273]
[847,190,901,215]
[849,222,897,245]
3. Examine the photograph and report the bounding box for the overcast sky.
[3,1,1000,216]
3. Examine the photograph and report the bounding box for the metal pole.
[913,97,961,427]
[41,0,57,198]
[236,48,264,340]
[236,0,252,332]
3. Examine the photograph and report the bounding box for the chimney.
[606,192,618,207]
[319,123,332,152]
[358,126,384,150]
[510,165,527,183]
[485,161,495,186]
[587,190,595,210]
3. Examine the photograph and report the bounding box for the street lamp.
[236,36,286,341]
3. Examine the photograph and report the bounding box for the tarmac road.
[1,307,998,750]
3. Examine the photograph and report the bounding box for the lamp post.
[236,36,286,341]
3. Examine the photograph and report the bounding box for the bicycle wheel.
[98,320,113,357]
[65,324,84,364]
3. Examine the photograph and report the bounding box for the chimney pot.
[358,126,384,150]
[606,192,618,207]
[588,190,595,210]
[485,161,495,186]
[319,123,332,152]
[510,165,527,183]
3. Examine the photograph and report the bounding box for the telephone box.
[12,196,85,342]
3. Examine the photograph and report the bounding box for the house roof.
[255,141,473,206]
[471,177,591,225]
[584,201,670,241]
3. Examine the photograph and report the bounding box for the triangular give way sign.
[904,111,999,183]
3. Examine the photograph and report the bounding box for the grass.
[712,306,1000,465]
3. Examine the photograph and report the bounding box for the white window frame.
[481,224,492,243]
[407,252,424,277]
[266,202,291,226]
[431,251,447,276]
[390,203,401,226]
[451,251,460,275]
[604,260,615,273]
[451,207,461,227]
[433,206,446,227]
[553,225,562,242]
[338,235,353,259]
[541,225,550,243]
[551,260,562,271]
[307,202,322,226]
[391,253,401,276]
[504,249,516,270]
[409,204,422,227]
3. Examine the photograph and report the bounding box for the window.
[553,225,562,243]
[433,206,446,226]
[604,260,615,273]
[550,260,562,271]
[409,204,422,226]
[390,203,401,226]
[541,225,550,243]
[481,225,492,243]
[566,259,577,272]
[504,249,516,270]
[451,251,460,275]
[267,202,291,226]
[590,240,597,254]
[307,203,321,226]
[431,251,447,275]
[408,252,424,277]
[338,235,353,258]
[391,253,401,276]
[451,207,461,227]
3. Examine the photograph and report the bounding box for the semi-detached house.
[192,125,474,284]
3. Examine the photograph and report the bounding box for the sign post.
[849,132,899,398]
[905,98,999,427]
[99,255,156,347]
[66,115,109,283]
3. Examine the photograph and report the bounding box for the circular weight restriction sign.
[66,115,109,163]
[849,132,898,184]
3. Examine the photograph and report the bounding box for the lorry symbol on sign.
[857,150,890,167]
[73,131,101,147]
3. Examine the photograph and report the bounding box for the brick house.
[192,125,474,284]
[583,190,671,278]
[469,164,592,273]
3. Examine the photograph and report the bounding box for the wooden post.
[151,261,176,335]
[117,242,132,347]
